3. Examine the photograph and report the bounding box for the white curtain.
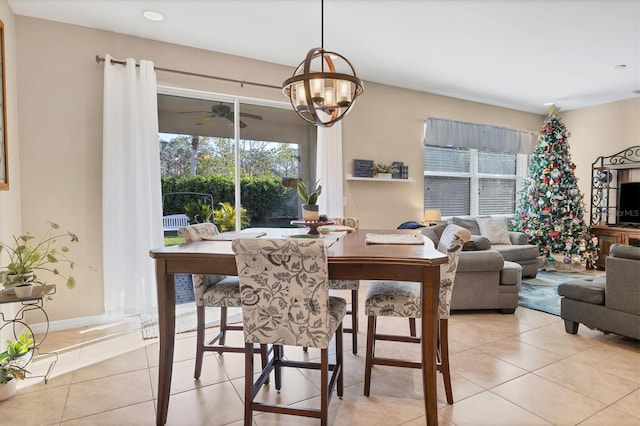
[316,122,344,217]
[102,55,163,316]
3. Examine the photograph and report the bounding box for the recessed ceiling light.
[612,64,627,70]
[143,10,164,22]
[543,102,555,106]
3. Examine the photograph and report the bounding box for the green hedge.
[161,175,294,223]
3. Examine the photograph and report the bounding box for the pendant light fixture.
[282,0,364,127]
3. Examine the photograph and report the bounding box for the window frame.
[157,86,316,228]
[423,146,528,217]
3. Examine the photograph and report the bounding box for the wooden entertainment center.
[590,146,640,269]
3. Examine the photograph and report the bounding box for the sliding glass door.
[157,89,317,231]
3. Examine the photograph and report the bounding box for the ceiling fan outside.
[180,103,263,128]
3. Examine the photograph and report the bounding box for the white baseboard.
[26,313,130,334]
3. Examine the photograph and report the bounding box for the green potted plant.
[213,202,250,232]
[0,331,33,401]
[0,222,81,294]
[371,163,398,179]
[184,200,213,225]
[0,331,34,364]
[297,179,322,221]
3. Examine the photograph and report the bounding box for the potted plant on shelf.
[0,222,82,296]
[297,179,322,221]
[372,163,398,179]
[0,331,33,401]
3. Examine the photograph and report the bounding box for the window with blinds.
[424,146,525,217]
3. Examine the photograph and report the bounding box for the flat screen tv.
[617,181,640,226]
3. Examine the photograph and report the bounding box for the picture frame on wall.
[0,19,8,190]
[353,159,374,178]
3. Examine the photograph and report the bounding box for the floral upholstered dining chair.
[232,237,347,425]
[178,223,267,379]
[327,216,361,354]
[363,224,470,404]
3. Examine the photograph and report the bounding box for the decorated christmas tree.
[511,105,598,269]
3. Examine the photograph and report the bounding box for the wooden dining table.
[149,228,447,425]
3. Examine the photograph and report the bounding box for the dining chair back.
[363,224,470,403]
[232,237,347,426]
[327,217,361,354]
[178,223,267,379]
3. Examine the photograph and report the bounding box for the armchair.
[558,243,640,340]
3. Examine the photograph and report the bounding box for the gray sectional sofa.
[421,216,540,313]
[558,244,640,340]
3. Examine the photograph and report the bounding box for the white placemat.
[365,233,426,245]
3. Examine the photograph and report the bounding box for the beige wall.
[563,98,640,209]
[10,16,640,324]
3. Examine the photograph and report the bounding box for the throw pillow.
[476,217,512,245]
[462,235,492,251]
[450,217,482,235]
[397,221,426,229]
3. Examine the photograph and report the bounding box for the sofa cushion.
[557,277,606,305]
[456,250,505,272]
[500,261,522,286]
[476,217,512,245]
[450,217,482,235]
[492,244,540,262]
[463,235,491,251]
[610,243,640,260]
[509,231,529,245]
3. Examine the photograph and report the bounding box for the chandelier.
[282,0,364,127]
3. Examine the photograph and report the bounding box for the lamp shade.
[283,47,364,128]
[424,209,442,224]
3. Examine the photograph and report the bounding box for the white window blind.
[423,119,531,217]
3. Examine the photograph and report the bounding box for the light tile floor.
[3,283,639,425]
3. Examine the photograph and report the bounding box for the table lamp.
[423,209,442,226]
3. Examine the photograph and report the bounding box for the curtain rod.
[94,55,282,90]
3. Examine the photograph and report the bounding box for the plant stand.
[0,285,58,384]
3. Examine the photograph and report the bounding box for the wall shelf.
[346,174,415,182]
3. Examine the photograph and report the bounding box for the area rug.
[140,303,242,339]
[519,270,602,316]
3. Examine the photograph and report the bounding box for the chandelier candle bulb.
[337,80,351,106]
[294,83,307,109]
[324,87,336,106]
[311,78,324,102]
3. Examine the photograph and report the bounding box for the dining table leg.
[156,261,176,426]
[421,265,440,425]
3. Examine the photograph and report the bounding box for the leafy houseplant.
[297,180,322,221]
[0,331,33,384]
[0,332,32,401]
[372,163,398,176]
[184,201,213,225]
[213,202,250,232]
[0,331,34,363]
[0,222,80,290]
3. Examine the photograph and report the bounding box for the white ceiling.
[8,0,640,114]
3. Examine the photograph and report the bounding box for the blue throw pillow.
[397,221,426,229]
